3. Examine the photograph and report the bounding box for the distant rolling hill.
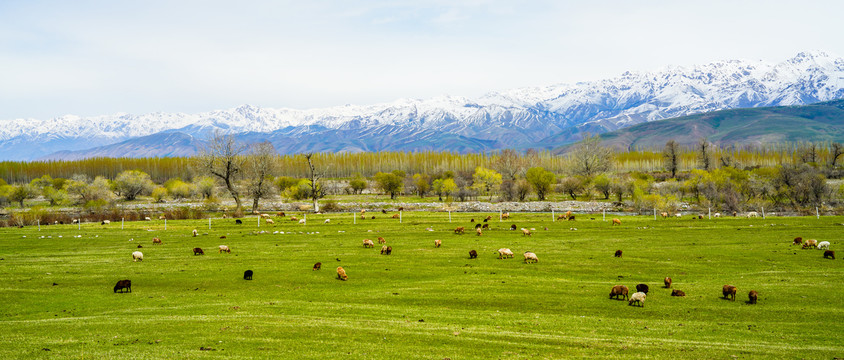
[570,99,844,151]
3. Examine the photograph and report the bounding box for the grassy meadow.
[1,212,843,359]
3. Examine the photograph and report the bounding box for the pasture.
[1,212,843,359]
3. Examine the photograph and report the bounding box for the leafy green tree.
[43,186,69,206]
[558,176,586,200]
[525,167,556,201]
[592,174,611,199]
[374,171,404,199]
[348,175,368,194]
[194,176,217,199]
[9,184,36,207]
[470,166,502,200]
[412,173,431,197]
[151,187,168,203]
[433,178,458,201]
[114,170,155,201]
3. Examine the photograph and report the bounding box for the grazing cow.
[454,227,465,234]
[434,239,441,248]
[793,237,803,245]
[193,248,204,255]
[614,250,623,258]
[557,214,567,220]
[360,209,366,215]
[469,250,478,259]
[313,262,321,271]
[219,245,231,254]
[363,239,375,248]
[337,267,348,281]
[265,218,274,224]
[612,218,621,226]
[377,237,386,244]
[671,289,686,297]
[824,250,835,259]
[291,217,299,222]
[243,270,253,280]
[636,283,649,294]
[522,228,532,236]
[664,277,672,288]
[476,227,482,236]
[723,285,737,301]
[235,219,242,224]
[152,237,162,245]
[660,212,668,218]
[748,290,758,304]
[113,279,132,293]
[609,285,629,300]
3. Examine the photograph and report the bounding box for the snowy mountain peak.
[1,51,843,160]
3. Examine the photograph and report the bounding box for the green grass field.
[1,212,843,359]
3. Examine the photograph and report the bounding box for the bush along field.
[1,212,843,359]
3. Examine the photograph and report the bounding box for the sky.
[1,0,843,120]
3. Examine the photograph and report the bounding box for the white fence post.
[816,207,820,219]
[448,211,451,223]
[499,210,502,222]
[552,209,555,222]
[708,208,711,220]
[353,212,356,224]
[38,219,40,231]
[209,217,211,230]
[603,209,606,222]
[164,219,167,230]
[653,208,656,220]
[122,217,124,230]
[762,207,765,219]
[400,211,402,223]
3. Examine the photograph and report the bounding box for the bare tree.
[569,134,612,177]
[800,142,820,164]
[697,138,712,171]
[493,149,527,181]
[831,142,844,167]
[245,141,278,213]
[662,140,680,178]
[193,131,247,212]
[305,153,326,212]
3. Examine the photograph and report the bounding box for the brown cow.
[748,290,758,304]
[723,285,737,301]
[793,237,803,245]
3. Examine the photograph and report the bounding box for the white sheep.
[219,245,231,253]
[524,251,538,263]
[144,216,152,221]
[132,251,143,262]
[299,219,306,225]
[265,218,275,224]
[818,241,830,250]
[628,292,646,307]
[192,229,198,237]
[747,211,759,218]
[101,220,110,225]
[713,213,721,218]
[498,248,514,259]
[324,219,330,224]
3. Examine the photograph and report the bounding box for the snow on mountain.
[3,51,844,160]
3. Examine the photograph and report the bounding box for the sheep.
[568,215,576,221]
[747,211,759,218]
[261,213,270,218]
[291,216,299,222]
[363,239,375,248]
[469,250,478,259]
[522,228,532,236]
[132,251,143,262]
[609,285,629,300]
[313,262,321,271]
[220,235,226,239]
[671,289,686,297]
[748,290,758,304]
[803,239,818,249]
[475,223,482,229]
[243,270,253,280]
[818,241,830,250]
[360,209,366,214]
[277,212,285,217]
[144,217,152,221]
[793,237,803,245]
[454,227,465,234]
[152,237,162,245]
[235,219,243,224]
[714,213,721,218]
[159,215,166,220]
[378,237,386,244]
[614,250,623,258]
[299,219,306,225]
[565,211,572,219]
[193,248,204,255]
[360,215,366,220]
[557,214,566,220]
[628,292,646,307]
[392,214,399,219]
[381,209,387,214]
[824,250,835,259]
[113,279,132,293]
[324,219,330,224]
[337,266,348,281]
[434,239,442,248]
[470,218,475,223]
[485,215,492,221]
[502,212,510,219]
[380,245,390,255]
[384,246,392,255]
[660,212,668,218]
[482,223,489,229]
[371,216,375,219]
[635,283,649,294]
[101,220,111,225]
[265,218,275,225]
[612,218,621,226]
[192,229,198,237]
[523,251,538,263]
[510,224,517,230]
[723,285,737,301]
[675,213,682,218]
[664,277,672,288]
[732,211,738,216]
[219,245,231,254]
[476,227,482,236]
[137,244,143,248]
[497,248,514,259]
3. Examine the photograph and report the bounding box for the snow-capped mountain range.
[2,51,843,160]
